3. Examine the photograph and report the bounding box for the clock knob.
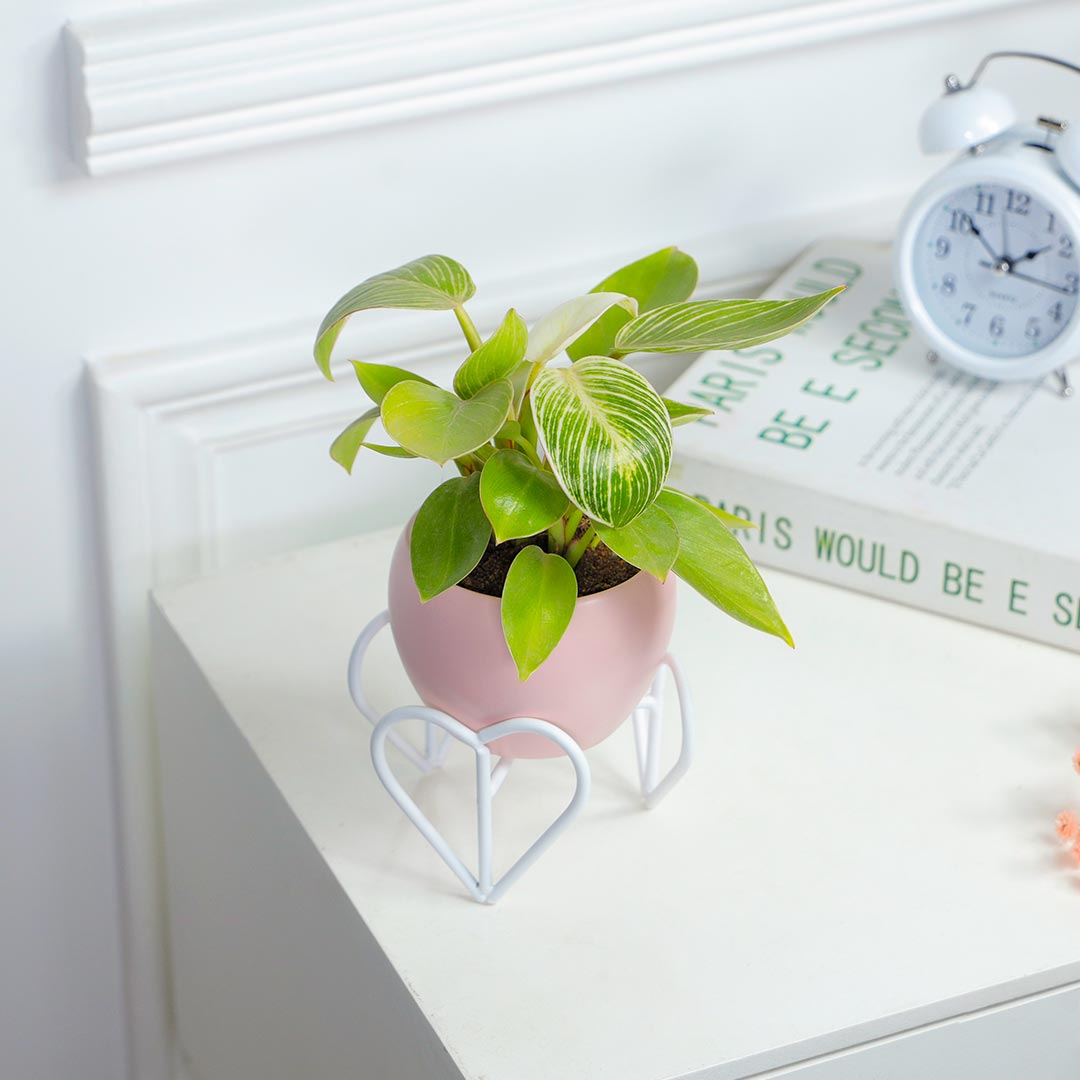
[918,83,1017,153]
[1056,123,1080,190]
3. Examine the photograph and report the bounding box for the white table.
[151,527,1080,1080]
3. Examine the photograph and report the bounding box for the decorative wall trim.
[65,0,1024,175]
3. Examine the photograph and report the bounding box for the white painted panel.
[764,984,1080,1079]
[60,1,1080,1078]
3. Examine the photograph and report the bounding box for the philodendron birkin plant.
[316,249,839,708]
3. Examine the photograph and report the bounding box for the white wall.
[5,2,1080,1079]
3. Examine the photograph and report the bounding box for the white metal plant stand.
[347,610,694,903]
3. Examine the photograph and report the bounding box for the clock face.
[912,181,1079,359]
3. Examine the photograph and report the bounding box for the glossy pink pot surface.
[387,524,677,759]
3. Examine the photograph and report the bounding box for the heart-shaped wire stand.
[347,609,694,903]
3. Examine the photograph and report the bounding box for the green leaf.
[382,379,513,465]
[524,293,638,365]
[531,357,672,529]
[568,247,699,361]
[329,407,416,472]
[479,450,570,544]
[613,288,844,354]
[501,546,578,681]
[453,309,528,398]
[593,502,679,581]
[411,473,491,602]
[330,407,379,474]
[351,360,435,405]
[663,398,713,427]
[314,255,475,379]
[656,489,792,646]
[696,498,755,530]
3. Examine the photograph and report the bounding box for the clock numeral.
[989,315,1005,338]
[1068,273,1079,295]
[975,191,995,215]
[1025,317,1042,340]
[935,237,950,258]
[1049,301,1064,323]
[1006,189,1031,215]
[949,210,974,234]
[960,302,976,326]
[1048,212,1057,234]
[1059,235,1074,259]
[940,273,957,296]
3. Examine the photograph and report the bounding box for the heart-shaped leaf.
[532,357,672,528]
[656,489,791,645]
[568,248,699,361]
[501,545,578,681]
[314,255,475,379]
[453,309,528,398]
[480,450,570,544]
[524,293,638,366]
[613,288,844,354]
[330,408,416,472]
[411,473,491,602]
[664,398,713,427]
[382,379,513,465]
[593,502,679,581]
[352,360,435,404]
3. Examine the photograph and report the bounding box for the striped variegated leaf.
[531,357,672,528]
[613,288,844,354]
[524,293,638,365]
[314,255,475,379]
[568,247,699,361]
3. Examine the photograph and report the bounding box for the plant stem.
[565,525,596,568]
[563,507,583,540]
[519,391,538,446]
[454,306,483,352]
[513,433,542,467]
[547,519,566,554]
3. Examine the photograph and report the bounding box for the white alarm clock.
[895,51,1080,394]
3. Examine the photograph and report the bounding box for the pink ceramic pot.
[387,523,677,759]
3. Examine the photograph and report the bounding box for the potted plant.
[316,249,839,759]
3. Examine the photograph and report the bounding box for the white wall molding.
[65,0,1026,175]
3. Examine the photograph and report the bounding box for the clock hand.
[978,260,1075,295]
[1006,268,1075,294]
[1016,244,1052,262]
[963,213,1001,262]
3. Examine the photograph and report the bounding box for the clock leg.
[1053,368,1073,398]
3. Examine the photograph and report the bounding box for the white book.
[666,238,1080,653]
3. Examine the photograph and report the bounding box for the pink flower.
[1056,810,1079,843]
[1072,749,1080,775]
[1072,838,1080,863]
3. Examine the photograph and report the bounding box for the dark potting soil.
[459,521,639,599]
